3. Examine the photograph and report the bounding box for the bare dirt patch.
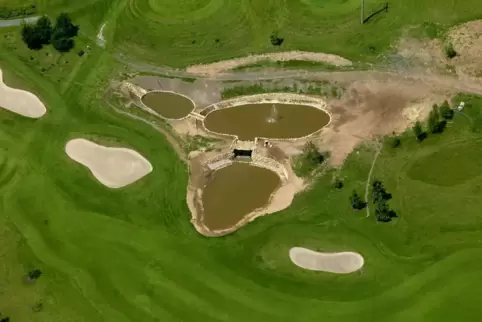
[65,138,153,188]
[0,68,46,118]
[447,20,482,78]
[316,80,449,165]
[186,51,353,76]
[289,247,364,274]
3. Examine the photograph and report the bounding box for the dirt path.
[118,54,482,96]
[0,16,38,27]
[365,141,383,217]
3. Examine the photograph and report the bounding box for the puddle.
[141,91,194,119]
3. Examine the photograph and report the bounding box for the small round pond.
[203,103,330,140]
[141,91,194,119]
[202,162,280,231]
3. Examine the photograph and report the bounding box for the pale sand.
[187,51,352,76]
[65,138,153,188]
[289,247,364,274]
[0,68,46,118]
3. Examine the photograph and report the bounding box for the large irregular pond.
[141,92,194,119]
[202,162,280,231]
[203,103,330,140]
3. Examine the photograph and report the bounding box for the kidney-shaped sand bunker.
[65,138,153,188]
[289,247,364,274]
[0,68,46,118]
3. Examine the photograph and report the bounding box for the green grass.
[222,82,343,99]
[2,3,482,321]
[107,0,482,66]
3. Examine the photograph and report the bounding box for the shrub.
[444,43,457,59]
[390,137,401,148]
[270,32,284,46]
[333,179,344,189]
[439,100,454,120]
[350,190,366,210]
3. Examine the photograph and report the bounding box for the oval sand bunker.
[0,68,46,118]
[141,91,195,119]
[204,103,330,140]
[289,247,364,274]
[65,139,153,188]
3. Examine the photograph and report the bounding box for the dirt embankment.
[186,51,353,76]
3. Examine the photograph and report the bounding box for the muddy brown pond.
[141,92,194,119]
[202,162,280,231]
[204,103,330,140]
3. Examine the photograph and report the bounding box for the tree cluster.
[427,104,447,134]
[350,190,366,210]
[414,101,454,141]
[372,180,397,222]
[21,13,79,52]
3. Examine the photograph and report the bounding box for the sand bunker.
[289,247,364,274]
[0,68,46,118]
[65,138,153,188]
[187,51,352,76]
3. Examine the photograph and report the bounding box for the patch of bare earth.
[315,80,449,165]
[447,20,482,79]
[396,20,482,79]
[186,51,352,76]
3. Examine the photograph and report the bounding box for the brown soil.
[316,80,449,165]
[447,20,482,79]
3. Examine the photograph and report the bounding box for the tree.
[439,100,454,120]
[333,179,344,189]
[21,16,53,50]
[375,200,397,222]
[428,104,441,133]
[51,33,74,52]
[0,317,10,322]
[54,12,79,38]
[350,190,367,210]
[21,23,43,50]
[412,121,426,141]
[372,180,392,204]
[35,15,52,45]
